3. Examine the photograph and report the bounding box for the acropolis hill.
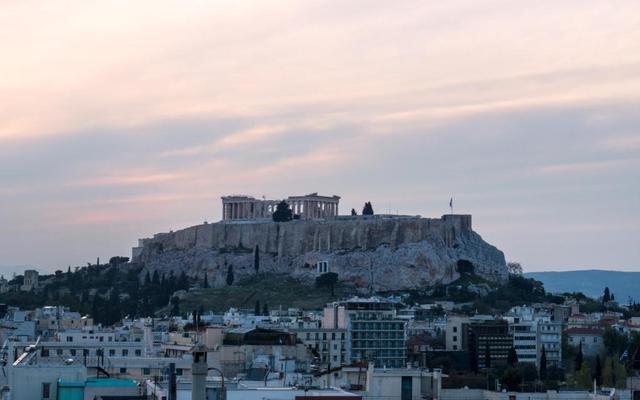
[132,193,508,292]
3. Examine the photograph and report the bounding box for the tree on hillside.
[507,262,523,276]
[262,302,269,316]
[178,271,189,290]
[272,201,293,222]
[226,265,234,286]
[170,296,180,316]
[575,362,592,389]
[539,346,547,380]
[203,273,209,289]
[152,270,160,285]
[362,202,374,215]
[315,272,339,296]
[254,245,260,274]
[603,287,611,303]
[351,208,357,216]
[145,271,152,286]
[603,356,628,388]
[254,300,261,316]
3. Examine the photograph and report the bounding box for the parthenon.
[221,193,340,221]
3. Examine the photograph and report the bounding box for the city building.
[565,327,605,357]
[467,320,513,370]
[324,298,406,368]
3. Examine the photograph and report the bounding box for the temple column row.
[288,200,339,219]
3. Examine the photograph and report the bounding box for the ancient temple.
[221,193,340,221]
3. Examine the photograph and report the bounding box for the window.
[109,349,116,356]
[176,368,183,376]
[453,327,458,332]
[41,349,49,357]
[66,336,73,342]
[143,368,151,375]
[42,383,51,399]
[119,368,127,373]
[122,349,128,356]
[70,349,76,356]
[453,336,457,342]
[593,337,598,343]
[56,349,63,356]
[135,349,142,356]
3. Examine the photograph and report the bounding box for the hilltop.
[133,214,508,292]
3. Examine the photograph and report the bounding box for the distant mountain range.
[525,270,640,303]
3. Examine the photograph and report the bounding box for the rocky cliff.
[133,214,508,291]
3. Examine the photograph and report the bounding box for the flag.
[449,198,453,208]
[620,349,629,361]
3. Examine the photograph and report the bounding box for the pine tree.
[226,265,234,286]
[254,300,261,316]
[254,245,260,274]
[262,302,269,316]
[539,346,547,380]
[272,201,293,222]
[203,273,209,289]
[362,202,374,215]
[351,208,357,216]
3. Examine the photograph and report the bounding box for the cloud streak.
[0,0,639,272]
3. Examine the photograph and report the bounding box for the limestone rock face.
[135,215,507,291]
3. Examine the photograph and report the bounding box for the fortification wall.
[144,214,472,256]
[135,214,507,291]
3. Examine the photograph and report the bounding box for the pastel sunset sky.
[1,0,639,274]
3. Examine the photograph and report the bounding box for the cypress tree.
[507,346,518,367]
[603,287,611,302]
[539,347,547,380]
[254,245,260,274]
[255,300,261,316]
[203,273,209,289]
[262,302,269,316]
[226,265,234,286]
[575,342,584,372]
[144,271,151,286]
[152,270,160,285]
[595,355,602,385]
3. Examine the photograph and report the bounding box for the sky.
[1,0,639,275]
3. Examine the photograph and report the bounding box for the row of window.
[352,332,402,339]
[351,322,404,330]
[352,340,404,349]
[305,332,346,340]
[42,348,142,357]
